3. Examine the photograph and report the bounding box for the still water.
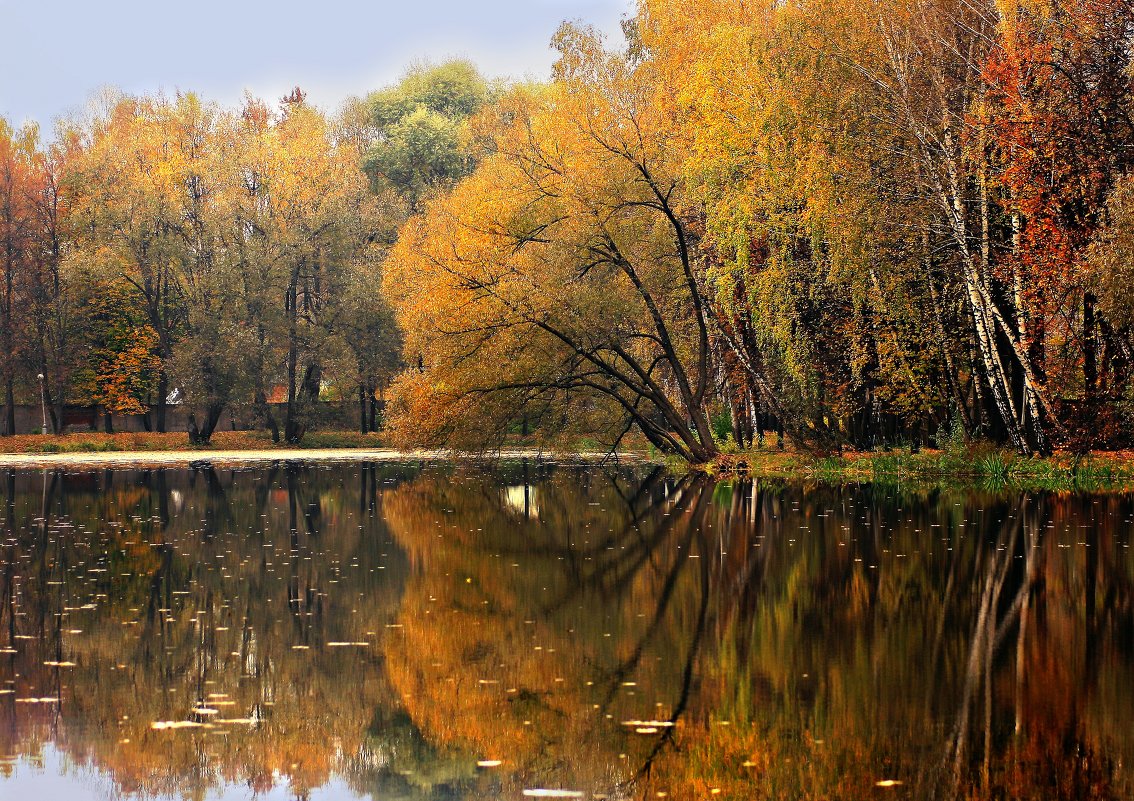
[0,460,1131,801]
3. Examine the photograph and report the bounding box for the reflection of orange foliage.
[380,468,705,793]
[382,480,618,788]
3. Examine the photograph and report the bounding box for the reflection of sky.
[5,745,370,800]
[0,0,631,131]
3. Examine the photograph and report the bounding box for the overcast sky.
[0,0,632,132]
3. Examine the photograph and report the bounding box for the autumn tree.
[24,132,79,433]
[73,279,162,424]
[64,95,190,430]
[980,0,1134,448]
[0,119,38,433]
[384,28,720,462]
[634,0,1134,456]
[230,94,383,442]
[59,91,384,443]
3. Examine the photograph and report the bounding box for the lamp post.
[36,373,47,434]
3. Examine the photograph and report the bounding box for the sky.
[0,0,632,133]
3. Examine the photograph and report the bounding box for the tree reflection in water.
[0,461,1131,800]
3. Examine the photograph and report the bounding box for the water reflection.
[0,462,1131,800]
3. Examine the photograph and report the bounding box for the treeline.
[386,0,1134,460]
[6,3,1134,458]
[0,62,489,441]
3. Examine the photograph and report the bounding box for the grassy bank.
[0,430,389,455]
[699,446,1134,491]
[7,431,1134,492]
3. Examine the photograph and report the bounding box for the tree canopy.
[3,4,1134,458]
[382,0,1134,459]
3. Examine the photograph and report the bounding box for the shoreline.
[3,438,1133,492]
[0,447,630,469]
[700,448,1134,491]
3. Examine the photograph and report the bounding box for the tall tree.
[363,59,491,212]
[385,27,719,462]
[0,119,39,433]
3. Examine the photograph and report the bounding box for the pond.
[0,460,1131,800]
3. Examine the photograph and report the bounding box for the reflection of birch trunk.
[947,498,1038,792]
[1015,499,1042,738]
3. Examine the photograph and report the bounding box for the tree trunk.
[255,390,280,443]
[1084,292,1098,401]
[284,274,300,444]
[5,375,13,436]
[155,371,168,433]
[195,404,225,443]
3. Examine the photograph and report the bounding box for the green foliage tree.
[362,60,491,212]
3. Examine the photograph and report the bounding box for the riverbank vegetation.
[4,1,1134,465]
[697,446,1134,491]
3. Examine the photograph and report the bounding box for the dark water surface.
[0,460,1132,800]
